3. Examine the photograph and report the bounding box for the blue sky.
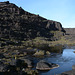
[0,0,75,28]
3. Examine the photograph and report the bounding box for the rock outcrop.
[36,60,59,70]
[0,1,65,42]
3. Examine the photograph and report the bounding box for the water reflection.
[40,49,75,75]
[62,49,75,61]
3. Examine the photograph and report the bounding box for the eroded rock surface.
[36,60,59,70]
[0,1,65,42]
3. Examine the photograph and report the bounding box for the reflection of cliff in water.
[44,45,63,53]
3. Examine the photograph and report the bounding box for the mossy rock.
[46,51,50,55]
[33,50,44,56]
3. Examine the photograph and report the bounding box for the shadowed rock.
[10,59,32,68]
[23,59,32,68]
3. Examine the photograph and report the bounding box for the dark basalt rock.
[0,62,16,72]
[22,59,32,68]
[0,61,5,72]
[0,53,5,58]
[9,59,28,68]
[10,59,32,68]
[0,1,65,42]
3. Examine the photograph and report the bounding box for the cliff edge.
[0,1,65,41]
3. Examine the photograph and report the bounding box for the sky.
[0,0,75,28]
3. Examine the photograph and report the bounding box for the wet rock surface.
[36,60,59,70]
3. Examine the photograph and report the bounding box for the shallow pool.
[40,49,75,75]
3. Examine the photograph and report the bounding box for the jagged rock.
[23,59,32,68]
[36,60,59,70]
[10,59,28,68]
[10,59,32,68]
[0,1,65,43]
[33,50,45,56]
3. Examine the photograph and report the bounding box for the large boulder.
[0,61,16,72]
[10,59,28,68]
[36,60,59,70]
[9,59,32,68]
[23,59,32,68]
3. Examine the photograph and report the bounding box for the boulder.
[23,59,32,68]
[36,60,59,70]
[0,62,16,72]
[10,59,27,68]
[33,50,44,56]
[46,51,50,55]
[9,59,16,66]
[9,59,32,68]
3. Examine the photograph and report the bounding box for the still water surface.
[40,48,75,75]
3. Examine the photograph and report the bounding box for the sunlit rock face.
[0,1,65,40]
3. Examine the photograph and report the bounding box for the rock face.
[0,1,65,41]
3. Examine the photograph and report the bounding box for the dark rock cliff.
[0,1,65,41]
